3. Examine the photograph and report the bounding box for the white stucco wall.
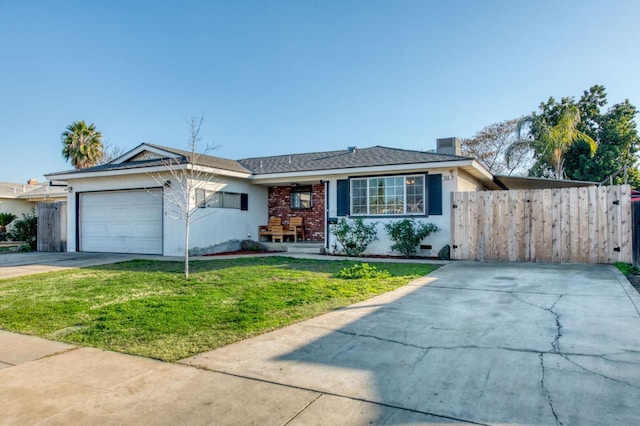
[64,173,268,256]
[0,199,35,219]
[325,167,483,256]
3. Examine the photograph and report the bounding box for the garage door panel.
[80,190,163,255]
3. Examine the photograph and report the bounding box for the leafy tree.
[509,104,597,180]
[61,121,104,168]
[516,85,640,187]
[461,118,533,176]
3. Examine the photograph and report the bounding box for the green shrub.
[330,218,378,257]
[384,218,439,258]
[0,212,17,227]
[7,212,37,250]
[615,262,637,276]
[335,262,391,279]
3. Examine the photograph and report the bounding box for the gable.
[125,150,169,162]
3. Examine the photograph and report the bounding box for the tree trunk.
[184,218,190,279]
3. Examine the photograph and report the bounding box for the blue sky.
[1,0,639,182]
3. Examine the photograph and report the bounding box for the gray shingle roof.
[47,143,252,177]
[238,146,471,174]
[144,144,251,174]
[47,144,470,178]
[0,182,66,199]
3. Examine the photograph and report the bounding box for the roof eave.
[249,159,481,184]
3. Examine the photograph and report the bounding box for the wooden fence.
[633,201,640,269]
[37,202,67,252]
[451,185,632,264]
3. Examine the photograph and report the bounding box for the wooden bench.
[258,217,282,242]
[287,217,305,242]
[258,217,305,242]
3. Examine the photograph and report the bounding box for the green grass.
[0,257,438,361]
[614,262,637,276]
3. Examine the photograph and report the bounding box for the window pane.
[351,179,367,214]
[291,191,312,209]
[223,192,241,209]
[406,175,424,214]
[207,192,222,208]
[350,175,425,216]
[195,189,206,207]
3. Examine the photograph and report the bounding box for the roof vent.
[348,146,357,153]
[436,137,461,156]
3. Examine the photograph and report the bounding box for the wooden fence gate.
[451,185,632,264]
[37,202,67,252]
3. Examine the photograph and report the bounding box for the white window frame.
[350,174,425,216]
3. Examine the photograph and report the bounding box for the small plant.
[0,212,17,241]
[335,262,391,279]
[384,218,439,258]
[330,218,378,257]
[7,212,37,250]
[0,212,17,229]
[615,262,637,276]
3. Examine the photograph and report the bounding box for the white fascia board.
[111,144,182,165]
[189,165,252,179]
[49,164,251,181]
[248,160,476,184]
[47,164,189,181]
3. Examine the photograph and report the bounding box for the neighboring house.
[46,138,579,257]
[0,179,66,222]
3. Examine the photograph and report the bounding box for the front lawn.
[0,256,438,361]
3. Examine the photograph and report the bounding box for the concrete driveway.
[185,262,640,425]
[0,252,148,278]
[2,261,640,425]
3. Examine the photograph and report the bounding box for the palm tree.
[507,105,597,180]
[61,121,104,168]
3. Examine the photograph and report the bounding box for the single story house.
[45,138,569,257]
[0,179,66,219]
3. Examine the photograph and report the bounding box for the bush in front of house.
[7,212,37,250]
[330,218,378,257]
[384,218,439,258]
[0,212,17,241]
[334,262,391,279]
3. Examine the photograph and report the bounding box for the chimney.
[436,137,461,156]
[27,178,38,185]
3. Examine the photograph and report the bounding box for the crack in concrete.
[539,353,562,426]
[305,324,640,363]
[548,295,563,354]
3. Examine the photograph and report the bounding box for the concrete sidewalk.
[2,262,640,425]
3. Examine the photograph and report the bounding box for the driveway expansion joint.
[282,393,323,426]
[187,364,490,425]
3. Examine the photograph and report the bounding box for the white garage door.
[80,189,163,254]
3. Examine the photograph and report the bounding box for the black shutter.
[428,174,442,215]
[336,179,350,216]
[240,193,248,211]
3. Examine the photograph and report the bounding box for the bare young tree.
[98,141,126,165]
[461,118,533,176]
[148,115,220,279]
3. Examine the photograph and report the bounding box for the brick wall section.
[268,184,325,241]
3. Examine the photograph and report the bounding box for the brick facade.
[268,184,325,241]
